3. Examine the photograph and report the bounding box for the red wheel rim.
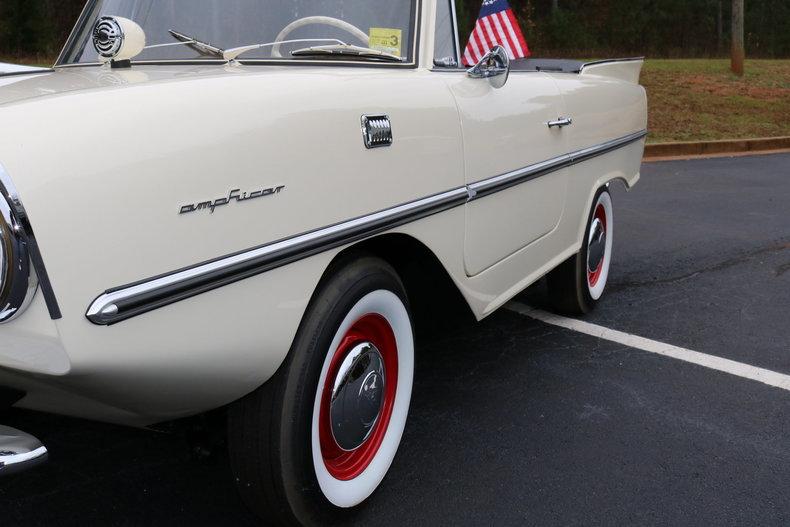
[587,203,607,288]
[318,314,399,481]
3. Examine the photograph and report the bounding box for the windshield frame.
[55,0,422,69]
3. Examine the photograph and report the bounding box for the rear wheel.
[547,188,614,314]
[228,256,414,525]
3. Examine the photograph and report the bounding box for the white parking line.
[506,302,790,392]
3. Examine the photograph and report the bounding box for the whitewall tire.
[228,255,414,525]
[586,191,614,301]
[311,289,414,508]
[547,187,614,314]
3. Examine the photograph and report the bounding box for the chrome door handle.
[548,117,573,128]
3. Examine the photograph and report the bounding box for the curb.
[644,136,790,160]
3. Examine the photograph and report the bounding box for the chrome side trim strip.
[569,129,648,165]
[86,129,646,326]
[467,130,647,200]
[87,187,469,325]
[0,164,61,321]
[468,154,571,200]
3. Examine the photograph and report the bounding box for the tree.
[731,0,745,75]
[717,0,724,54]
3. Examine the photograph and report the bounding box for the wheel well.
[330,234,474,338]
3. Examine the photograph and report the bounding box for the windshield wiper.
[291,44,404,63]
[168,29,224,58]
[223,39,347,62]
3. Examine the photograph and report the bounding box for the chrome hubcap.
[587,217,606,273]
[330,342,386,452]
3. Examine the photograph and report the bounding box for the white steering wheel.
[271,16,369,58]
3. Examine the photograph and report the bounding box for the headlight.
[0,171,37,323]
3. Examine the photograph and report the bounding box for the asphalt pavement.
[2,153,789,526]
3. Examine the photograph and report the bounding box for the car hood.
[0,64,259,108]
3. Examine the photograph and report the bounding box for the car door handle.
[547,117,573,129]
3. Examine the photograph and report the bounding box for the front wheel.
[547,188,614,315]
[228,256,414,525]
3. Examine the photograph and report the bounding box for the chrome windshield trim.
[450,0,462,67]
[86,129,646,326]
[55,0,98,67]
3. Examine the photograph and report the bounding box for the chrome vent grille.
[361,115,393,149]
[93,17,124,58]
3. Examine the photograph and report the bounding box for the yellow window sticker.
[369,28,403,57]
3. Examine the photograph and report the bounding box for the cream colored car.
[0,0,646,522]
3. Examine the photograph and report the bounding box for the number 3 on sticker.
[369,28,403,57]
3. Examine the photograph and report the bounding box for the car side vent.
[361,115,393,149]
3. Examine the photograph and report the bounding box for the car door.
[442,69,569,277]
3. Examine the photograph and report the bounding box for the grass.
[0,55,55,68]
[4,55,790,145]
[641,59,790,144]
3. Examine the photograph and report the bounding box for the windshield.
[60,0,418,65]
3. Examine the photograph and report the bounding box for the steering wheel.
[271,16,369,58]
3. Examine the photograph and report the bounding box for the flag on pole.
[462,0,531,67]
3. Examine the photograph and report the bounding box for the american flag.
[462,0,531,67]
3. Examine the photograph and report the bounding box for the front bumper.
[0,424,47,475]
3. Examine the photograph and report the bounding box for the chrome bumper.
[0,425,47,475]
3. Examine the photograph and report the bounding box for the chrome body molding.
[86,130,646,326]
[468,130,647,200]
[0,164,60,322]
[87,187,470,325]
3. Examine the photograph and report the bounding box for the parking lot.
[2,153,789,526]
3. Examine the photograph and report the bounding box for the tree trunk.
[717,0,724,54]
[552,0,559,13]
[731,0,745,76]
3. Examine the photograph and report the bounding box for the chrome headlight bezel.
[0,167,38,324]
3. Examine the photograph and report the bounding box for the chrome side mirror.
[467,45,510,89]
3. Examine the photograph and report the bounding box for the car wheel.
[228,255,414,526]
[547,187,614,315]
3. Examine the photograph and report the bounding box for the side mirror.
[467,45,510,89]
